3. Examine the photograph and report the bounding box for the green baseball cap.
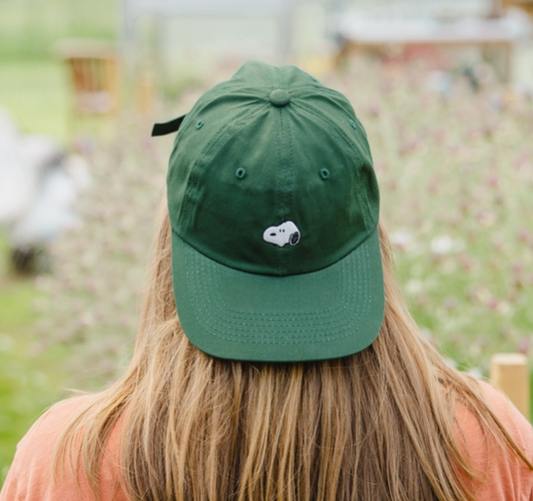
[153,61,384,362]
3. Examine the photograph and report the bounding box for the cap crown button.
[269,89,290,107]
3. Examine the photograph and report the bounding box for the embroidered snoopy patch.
[263,221,300,247]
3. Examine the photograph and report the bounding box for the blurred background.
[2,0,533,484]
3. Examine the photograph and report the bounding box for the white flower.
[430,235,454,255]
[406,279,423,295]
[0,333,14,353]
[390,228,412,249]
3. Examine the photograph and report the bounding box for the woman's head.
[155,60,384,363]
[111,202,470,501]
[114,63,483,499]
[136,200,418,365]
[54,62,532,501]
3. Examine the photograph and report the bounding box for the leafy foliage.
[327,61,533,372]
[35,60,533,385]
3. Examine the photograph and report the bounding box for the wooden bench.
[490,353,530,419]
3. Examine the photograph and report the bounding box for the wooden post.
[138,70,154,117]
[490,353,530,420]
[490,0,504,17]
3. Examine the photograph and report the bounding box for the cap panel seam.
[291,101,363,165]
[284,69,295,275]
[279,108,288,274]
[275,108,283,275]
[280,69,287,275]
[215,85,273,95]
[288,86,356,105]
[177,103,269,233]
[355,169,373,230]
[291,102,375,229]
[276,70,294,275]
[358,168,379,227]
[270,64,283,276]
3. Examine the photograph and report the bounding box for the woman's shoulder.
[455,379,533,500]
[17,394,96,450]
[459,380,533,453]
[0,394,127,501]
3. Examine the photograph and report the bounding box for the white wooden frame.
[121,0,296,68]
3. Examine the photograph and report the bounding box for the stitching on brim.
[181,238,376,343]
[204,244,347,320]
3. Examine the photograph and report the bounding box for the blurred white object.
[431,235,455,255]
[0,110,38,225]
[0,109,90,251]
[427,71,453,97]
[332,7,532,83]
[121,0,296,69]
[336,8,532,44]
[9,162,80,247]
[390,228,413,250]
[330,0,492,20]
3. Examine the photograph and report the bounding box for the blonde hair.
[54,202,532,501]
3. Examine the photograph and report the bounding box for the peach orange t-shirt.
[1,381,532,500]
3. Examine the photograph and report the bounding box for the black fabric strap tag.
[151,115,186,136]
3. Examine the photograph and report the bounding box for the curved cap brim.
[171,229,384,362]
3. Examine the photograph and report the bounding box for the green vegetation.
[327,63,533,374]
[0,0,532,488]
[0,232,70,485]
[0,0,121,484]
[0,60,69,142]
[0,0,121,143]
[0,0,119,60]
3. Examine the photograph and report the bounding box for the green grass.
[0,58,118,147]
[0,55,112,486]
[0,59,69,144]
[0,0,121,143]
[0,32,532,490]
[0,0,118,60]
[0,233,70,486]
[0,0,121,485]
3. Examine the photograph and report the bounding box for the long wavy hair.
[54,200,532,501]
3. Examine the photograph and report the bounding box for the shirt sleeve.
[455,380,533,501]
[4,381,531,500]
[0,395,128,501]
